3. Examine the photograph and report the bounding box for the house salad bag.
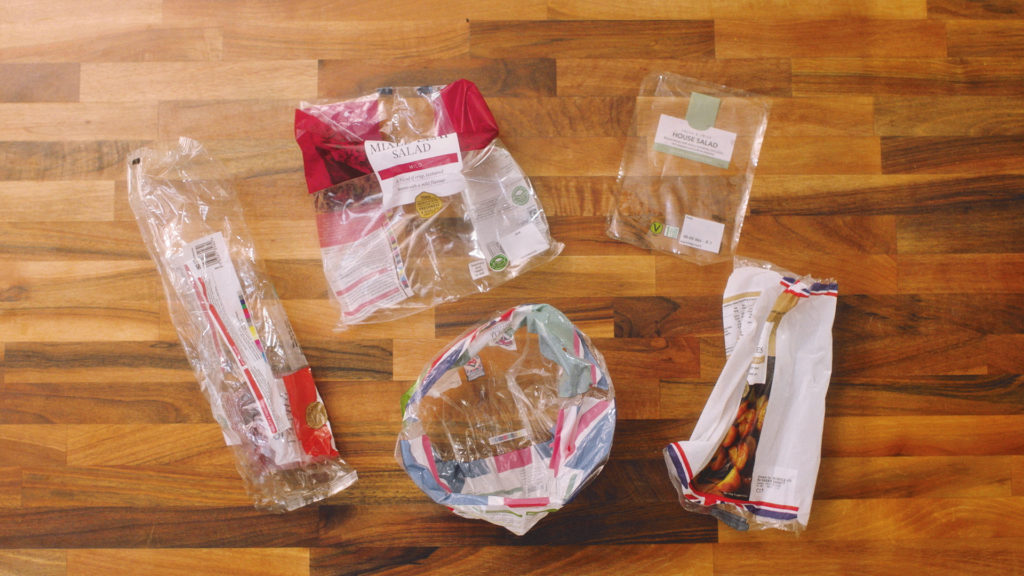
[396,304,616,535]
[128,137,357,511]
[665,259,837,531]
[294,80,562,329]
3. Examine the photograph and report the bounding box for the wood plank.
[815,455,1014,499]
[501,136,623,176]
[793,58,1024,96]
[319,58,557,98]
[0,182,114,222]
[928,0,1024,18]
[882,136,1024,174]
[557,58,793,97]
[280,299,437,342]
[825,375,1024,417]
[757,136,881,174]
[550,216,648,257]
[614,296,723,338]
[900,254,1024,293]
[0,64,79,103]
[433,297,616,339]
[823,415,1024,457]
[487,97,633,138]
[660,381,715,421]
[548,0,710,19]
[3,0,160,25]
[301,340,394,381]
[158,100,296,141]
[1015,457,1024,496]
[316,501,718,546]
[311,544,713,576]
[532,177,619,217]
[164,0,546,22]
[750,174,1024,215]
[67,549,308,576]
[0,382,209,425]
[22,466,248,508]
[0,550,65,576]
[0,468,20,508]
[875,96,1024,136]
[0,142,146,181]
[897,207,1024,253]
[948,21,1024,57]
[0,507,319,548]
[482,255,657,298]
[66,425,233,467]
[834,294,1024,338]
[79,63,317,102]
[0,261,159,305]
[221,21,469,61]
[470,21,714,59]
[0,302,160,343]
[3,342,192,384]
[768,96,875,137]
[715,0,926,19]
[716,19,947,58]
[319,381,409,426]
[0,426,66,467]
[714,539,1024,574]
[833,334,1016,377]
[0,25,221,63]
[740,214,898,255]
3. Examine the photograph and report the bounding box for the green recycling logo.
[510,185,530,206]
[650,221,665,235]
[489,254,510,271]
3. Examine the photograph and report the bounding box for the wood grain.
[2,4,1022,574]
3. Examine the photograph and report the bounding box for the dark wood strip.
[928,0,1024,18]
[793,58,1024,96]
[319,58,557,98]
[557,58,793,97]
[882,136,1024,173]
[0,64,79,103]
[470,21,715,59]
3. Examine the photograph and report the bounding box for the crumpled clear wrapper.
[295,79,562,329]
[396,304,616,535]
[128,137,357,512]
[608,72,769,265]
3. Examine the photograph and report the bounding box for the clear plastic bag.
[665,258,837,531]
[128,137,357,512]
[294,80,563,329]
[396,304,616,535]
[608,73,769,265]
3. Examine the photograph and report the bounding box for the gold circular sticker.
[415,192,443,218]
[306,401,328,429]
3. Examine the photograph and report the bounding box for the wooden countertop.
[2,2,1023,574]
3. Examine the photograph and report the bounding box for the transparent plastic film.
[664,258,836,532]
[396,304,616,535]
[127,137,356,512]
[608,73,770,265]
[295,80,563,330]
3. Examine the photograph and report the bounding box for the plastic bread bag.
[608,73,769,265]
[294,79,563,329]
[396,304,616,535]
[664,258,837,531]
[127,137,357,511]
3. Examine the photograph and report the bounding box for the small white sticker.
[653,114,736,169]
[488,428,528,446]
[679,214,725,253]
[469,259,489,280]
[502,223,550,264]
[664,224,680,239]
[463,356,486,381]
[722,293,759,357]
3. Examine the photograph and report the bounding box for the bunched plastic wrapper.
[127,137,357,511]
[294,79,563,329]
[608,72,769,265]
[665,258,837,531]
[396,304,616,535]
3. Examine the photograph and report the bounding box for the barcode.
[193,237,221,269]
[487,241,504,258]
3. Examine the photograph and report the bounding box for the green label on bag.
[510,185,530,206]
[650,221,665,235]
[489,254,509,271]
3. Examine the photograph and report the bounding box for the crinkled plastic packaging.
[294,79,562,329]
[396,304,616,535]
[665,259,837,531]
[128,137,357,511]
[608,73,769,265]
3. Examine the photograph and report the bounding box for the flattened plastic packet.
[396,304,616,535]
[294,79,563,330]
[128,137,357,512]
[664,258,837,531]
[608,72,769,265]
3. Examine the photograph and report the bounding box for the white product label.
[752,467,799,506]
[664,224,680,239]
[653,114,736,169]
[469,259,490,280]
[463,356,486,381]
[679,214,725,254]
[722,292,759,357]
[180,233,291,441]
[503,223,550,264]
[322,224,413,324]
[365,133,466,210]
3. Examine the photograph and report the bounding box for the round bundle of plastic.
[294,80,562,329]
[128,137,357,511]
[396,304,616,535]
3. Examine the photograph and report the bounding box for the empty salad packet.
[396,304,616,535]
[128,137,357,511]
[294,79,562,330]
[608,72,769,265]
[665,258,837,531]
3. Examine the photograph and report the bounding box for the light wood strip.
[0,303,160,343]
[163,0,546,22]
[0,382,209,425]
[0,426,66,467]
[0,182,114,222]
[319,58,557,98]
[0,261,159,305]
[900,254,1024,293]
[875,96,1024,136]
[79,63,318,102]
[823,415,1024,457]
[2,342,192,385]
[948,20,1024,57]
[758,136,882,174]
[716,19,947,58]
[556,58,793,97]
[0,550,65,576]
[3,0,159,25]
[0,24,221,63]
[158,100,296,141]
[66,425,233,467]
[22,466,249,508]
[67,549,308,576]
[0,468,20,508]
[815,455,1014,499]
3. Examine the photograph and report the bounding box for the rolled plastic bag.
[396,304,616,535]
[609,72,769,265]
[664,259,837,531]
[128,137,357,511]
[294,79,562,329]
